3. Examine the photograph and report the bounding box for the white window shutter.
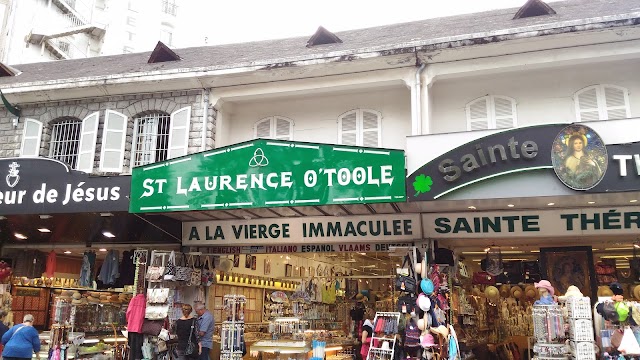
[575,86,600,122]
[20,119,43,157]
[274,116,293,140]
[100,110,128,172]
[255,118,272,139]
[338,111,358,146]
[361,110,381,147]
[603,85,629,120]
[76,112,99,173]
[167,106,191,159]
[493,96,517,129]
[467,97,489,131]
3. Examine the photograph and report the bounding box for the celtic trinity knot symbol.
[249,148,269,167]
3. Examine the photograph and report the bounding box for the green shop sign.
[130,139,406,213]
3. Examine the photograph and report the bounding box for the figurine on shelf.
[534,280,557,305]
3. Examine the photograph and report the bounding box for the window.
[133,112,170,167]
[132,107,191,167]
[338,109,381,147]
[126,16,136,26]
[574,85,630,122]
[100,110,127,172]
[48,113,100,172]
[254,116,293,140]
[161,0,177,16]
[466,95,517,131]
[160,28,173,46]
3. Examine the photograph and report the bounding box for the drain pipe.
[414,63,426,135]
[201,88,210,151]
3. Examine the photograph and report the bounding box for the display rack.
[565,297,595,360]
[366,312,400,360]
[221,294,246,360]
[532,304,568,360]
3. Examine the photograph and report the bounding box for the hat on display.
[381,341,391,351]
[420,333,437,348]
[417,293,431,312]
[72,292,82,300]
[558,285,584,301]
[615,301,630,322]
[484,286,500,302]
[634,285,640,300]
[430,325,449,338]
[534,280,555,296]
[597,302,619,322]
[510,286,523,299]
[631,303,640,326]
[524,285,537,299]
[471,286,482,297]
[219,258,232,272]
[421,279,435,295]
[598,286,614,297]
[610,282,624,296]
[499,284,510,298]
[414,256,428,280]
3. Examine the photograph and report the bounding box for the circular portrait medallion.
[551,124,608,190]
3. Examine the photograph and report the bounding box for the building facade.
[0,0,181,64]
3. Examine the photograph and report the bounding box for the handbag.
[395,255,416,293]
[201,256,215,286]
[188,255,202,287]
[145,305,170,320]
[404,319,421,349]
[147,288,170,304]
[157,339,168,353]
[185,318,198,357]
[397,294,417,314]
[164,251,176,281]
[472,271,496,285]
[140,319,164,336]
[174,253,191,282]
[146,251,165,281]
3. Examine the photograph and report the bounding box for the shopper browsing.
[1,314,41,360]
[195,303,214,360]
[175,304,201,359]
[0,310,9,357]
[360,308,374,360]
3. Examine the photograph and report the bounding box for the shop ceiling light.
[38,228,51,233]
[507,204,515,208]
[547,202,555,206]
[39,215,52,219]
[99,248,107,252]
[468,206,476,210]
[64,251,71,254]
[588,201,596,204]
[630,199,638,203]
[102,231,115,238]
[0,216,6,220]
[14,233,27,240]
[635,243,640,249]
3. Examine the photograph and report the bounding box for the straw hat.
[485,286,500,302]
[524,285,537,299]
[499,284,510,298]
[72,292,82,300]
[510,286,523,299]
[633,285,640,300]
[414,257,428,279]
[71,299,83,306]
[558,285,583,301]
[430,325,449,338]
[219,258,233,272]
[597,286,614,297]
[417,313,429,331]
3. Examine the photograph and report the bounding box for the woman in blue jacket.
[1,314,41,360]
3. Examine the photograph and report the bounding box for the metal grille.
[133,113,170,167]
[49,119,82,169]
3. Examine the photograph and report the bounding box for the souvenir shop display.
[221,295,247,360]
[366,312,400,360]
[532,304,568,359]
[562,287,596,360]
[595,283,640,359]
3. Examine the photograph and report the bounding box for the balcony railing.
[161,0,177,16]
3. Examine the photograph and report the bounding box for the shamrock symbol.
[413,174,433,196]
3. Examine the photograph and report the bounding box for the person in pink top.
[360,309,374,360]
[126,294,146,360]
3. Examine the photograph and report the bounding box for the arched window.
[337,109,381,147]
[131,106,191,167]
[49,112,99,172]
[132,112,171,167]
[254,116,293,140]
[574,85,630,121]
[466,95,517,131]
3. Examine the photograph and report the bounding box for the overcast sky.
[177,0,532,47]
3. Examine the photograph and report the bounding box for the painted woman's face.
[572,139,584,152]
